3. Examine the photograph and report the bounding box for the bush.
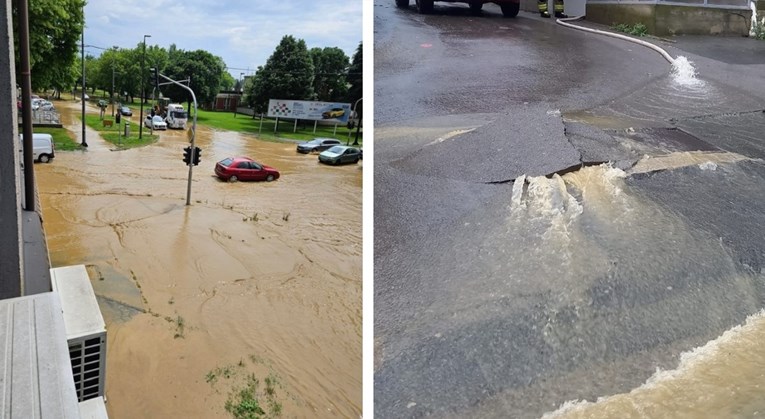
[611,22,648,37]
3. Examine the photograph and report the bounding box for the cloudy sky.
[84,0,363,79]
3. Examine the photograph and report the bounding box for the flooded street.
[38,102,362,418]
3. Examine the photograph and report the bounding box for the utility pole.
[138,34,151,140]
[111,46,117,117]
[19,0,35,210]
[80,15,87,147]
[352,98,362,146]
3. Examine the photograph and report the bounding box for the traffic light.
[150,67,159,90]
[183,146,191,164]
[192,146,201,166]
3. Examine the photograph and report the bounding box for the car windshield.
[326,146,345,154]
[152,116,164,123]
[218,158,233,167]
[172,111,187,118]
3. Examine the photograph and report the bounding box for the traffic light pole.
[156,72,198,205]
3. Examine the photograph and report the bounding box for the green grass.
[194,109,363,145]
[224,373,282,419]
[84,114,158,149]
[61,91,362,146]
[611,22,648,37]
[33,127,80,151]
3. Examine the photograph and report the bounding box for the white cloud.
[84,0,362,77]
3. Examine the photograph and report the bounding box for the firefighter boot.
[553,0,566,17]
[538,0,550,17]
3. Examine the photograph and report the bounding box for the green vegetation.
[83,114,158,149]
[174,315,186,339]
[754,22,765,40]
[33,127,80,151]
[194,109,363,145]
[206,357,283,418]
[611,22,648,37]
[225,374,282,419]
[13,0,84,94]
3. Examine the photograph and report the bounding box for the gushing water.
[671,56,704,88]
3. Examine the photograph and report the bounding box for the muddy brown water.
[38,101,362,418]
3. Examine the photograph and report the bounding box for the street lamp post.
[138,34,151,140]
[352,97,362,146]
[80,14,87,147]
[111,46,117,117]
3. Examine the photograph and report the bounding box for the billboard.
[267,100,352,123]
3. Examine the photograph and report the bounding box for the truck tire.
[396,0,409,7]
[500,2,520,17]
[469,2,483,13]
[39,154,50,163]
[415,0,434,13]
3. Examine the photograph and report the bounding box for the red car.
[214,157,280,182]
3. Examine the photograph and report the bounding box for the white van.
[19,133,55,163]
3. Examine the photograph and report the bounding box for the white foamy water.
[542,309,765,419]
[502,165,765,419]
[671,56,705,88]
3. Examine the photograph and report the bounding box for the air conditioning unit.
[79,396,109,419]
[0,292,81,418]
[50,265,107,403]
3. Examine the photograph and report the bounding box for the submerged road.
[374,1,765,417]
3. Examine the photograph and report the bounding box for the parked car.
[215,157,280,182]
[319,145,362,165]
[322,107,345,119]
[144,115,167,130]
[119,106,132,116]
[38,100,55,111]
[19,133,55,163]
[395,0,520,17]
[296,138,342,153]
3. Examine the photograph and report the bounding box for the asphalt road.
[374,1,765,417]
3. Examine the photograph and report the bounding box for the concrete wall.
[655,5,751,35]
[586,3,751,36]
[0,0,23,298]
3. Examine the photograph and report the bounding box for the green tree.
[162,48,224,110]
[346,42,362,115]
[220,71,236,92]
[13,0,85,94]
[245,35,314,113]
[310,47,349,102]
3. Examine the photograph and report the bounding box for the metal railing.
[18,110,61,126]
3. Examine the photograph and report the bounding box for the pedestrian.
[116,110,121,125]
[539,0,566,18]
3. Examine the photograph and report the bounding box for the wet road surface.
[38,101,362,418]
[375,2,765,418]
